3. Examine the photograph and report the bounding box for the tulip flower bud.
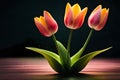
[34,11,58,37]
[88,5,109,31]
[64,3,88,29]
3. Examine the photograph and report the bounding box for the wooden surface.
[0,58,120,80]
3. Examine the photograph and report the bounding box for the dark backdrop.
[0,0,120,58]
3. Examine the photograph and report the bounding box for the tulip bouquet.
[26,3,112,74]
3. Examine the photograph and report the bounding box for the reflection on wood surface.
[0,58,120,80]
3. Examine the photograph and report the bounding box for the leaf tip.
[25,47,30,49]
[106,46,112,51]
[25,47,34,50]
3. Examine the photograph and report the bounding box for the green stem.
[78,28,94,56]
[67,29,73,54]
[82,29,93,51]
[52,35,59,53]
[71,29,94,63]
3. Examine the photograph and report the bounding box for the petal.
[88,5,101,28]
[64,3,73,28]
[34,17,51,37]
[88,8,101,28]
[73,7,88,29]
[64,3,72,18]
[91,5,102,15]
[44,11,58,34]
[72,3,81,19]
[95,8,109,31]
[38,16,48,29]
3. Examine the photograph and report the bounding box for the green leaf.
[71,47,84,65]
[71,29,94,65]
[56,40,71,71]
[71,47,112,73]
[26,47,64,73]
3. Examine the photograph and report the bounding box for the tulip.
[34,11,58,37]
[64,3,88,29]
[88,5,109,31]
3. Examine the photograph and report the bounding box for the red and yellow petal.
[95,8,109,31]
[34,17,51,37]
[64,3,73,28]
[73,7,88,29]
[88,6,101,28]
[91,5,102,15]
[64,3,72,18]
[72,3,81,19]
[44,11,58,34]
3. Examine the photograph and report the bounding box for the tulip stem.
[78,28,94,56]
[67,29,73,55]
[71,29,94,62]
[83,28,93,50]
[52,35,59,53]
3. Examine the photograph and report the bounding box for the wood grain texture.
[0,58,120,80]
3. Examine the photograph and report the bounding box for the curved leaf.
[26,47,64,73]
[71,47,112,73]
[56,40,71,71]
[71,29,93,65]
[71,47,84,65]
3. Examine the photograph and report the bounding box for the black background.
[0,0,120,58]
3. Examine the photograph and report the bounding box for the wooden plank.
[0,58,120,80]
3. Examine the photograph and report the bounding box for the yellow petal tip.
[66,2,71,6]
[44,10,47,14]
[84,7,88,10]
[99,5,102,8]
[107,8,109,11]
